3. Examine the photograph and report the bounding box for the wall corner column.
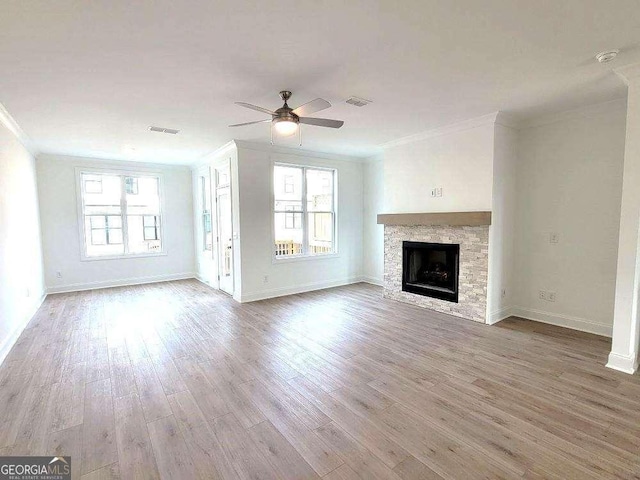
[608,63,640,374]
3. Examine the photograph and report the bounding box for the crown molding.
[0,102,37,156]
[379,111,501,150]
[233,139,365,163]
[191,140,237,168]
[615,62,640,85]
[518,98,627,130]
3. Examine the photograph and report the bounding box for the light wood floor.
[1,280,639,479]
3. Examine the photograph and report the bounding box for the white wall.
[487,123,518,323]
[234,142,364,302]
[383,119,495,213]
[514,100,627,336]
[37,154,195,292]
[362,157,384,285]
[0,121,45,363]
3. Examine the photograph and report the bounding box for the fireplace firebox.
[402,241,459,302]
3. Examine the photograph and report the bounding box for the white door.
[196,166,217,286]
[215,164,234,295]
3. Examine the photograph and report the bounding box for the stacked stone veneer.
[384,225,489,323]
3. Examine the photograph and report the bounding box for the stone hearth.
[384,224,489,322]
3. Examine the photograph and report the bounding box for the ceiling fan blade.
[228,119,271,127]
[234,102,276,116]
[292,98,331,117]
[299,117,344,128]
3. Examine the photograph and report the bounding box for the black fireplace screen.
[402,241,459,302]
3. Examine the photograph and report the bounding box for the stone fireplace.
[378,212,491,323]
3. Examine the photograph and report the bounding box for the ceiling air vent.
[346,96,372,107]
[148,126,180,134]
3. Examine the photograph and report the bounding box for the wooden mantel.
[377,211,491,226]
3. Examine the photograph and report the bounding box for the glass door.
[196,166,217,286]
[215,164,233,295]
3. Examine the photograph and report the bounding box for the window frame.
[272,162,338,262]
[75,167,167,261]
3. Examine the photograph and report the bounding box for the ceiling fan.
[229,91,344,139]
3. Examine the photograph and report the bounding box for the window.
[274,164,336,258]
[79,171,163,258]
[201,175,213,251]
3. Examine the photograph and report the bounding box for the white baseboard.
[361,275,384,287]
[0,292,47,366]
[239,276,364,303]
[47,272,195,294]
[511,306,612,337]
[486,306,514,325]
[606,351,638,375]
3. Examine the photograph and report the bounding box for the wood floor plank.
[82,379,117,475]
[167,390,237,480]
[80,463,121,480]
[147,415,198,480]
[131,356,173,423]
[316,421,402,480]
[248,420,320,480]
[392,456,445,480]
[113,393,161,479]
[47,424,83,480]
[0,280,637,480]
[211,413,280,480]
[239,379,344,476]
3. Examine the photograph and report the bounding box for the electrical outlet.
[436,187,443,197]
[263,275,269,284]
[547,291,556,302]
[56,271,62,279]
[549,232,559,244]
[501,288,506,299]
[538,290,547,300]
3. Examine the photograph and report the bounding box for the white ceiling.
[1,0,639,164]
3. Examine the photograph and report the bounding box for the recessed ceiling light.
[595,50,619,64]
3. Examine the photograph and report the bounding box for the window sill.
[272,252,339,264]
[80,251,167,262]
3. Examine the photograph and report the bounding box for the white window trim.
[75,167,167,261]
[272,161,338,263]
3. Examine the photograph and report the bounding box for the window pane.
[274,166,302,211]
[84,216,124,257]
[127,215,162,254]
[274,212,303,256]
[201,176,213,251]
[91,229,106,245]
[306,169,333,212]
[108,215,122,228]
[127,177,160,215]
[90,216,105,228]
[108,228,123,245]
[85,177,102,194]
[82,173,121,216]
[308,212,334,254]
[125,177,139,195]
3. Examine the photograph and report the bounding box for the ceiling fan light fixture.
[273,118,298,136]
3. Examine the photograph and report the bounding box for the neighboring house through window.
[78,171,163,258]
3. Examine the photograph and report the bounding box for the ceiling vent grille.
[148,126,180,134]
[346,96,372,107]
